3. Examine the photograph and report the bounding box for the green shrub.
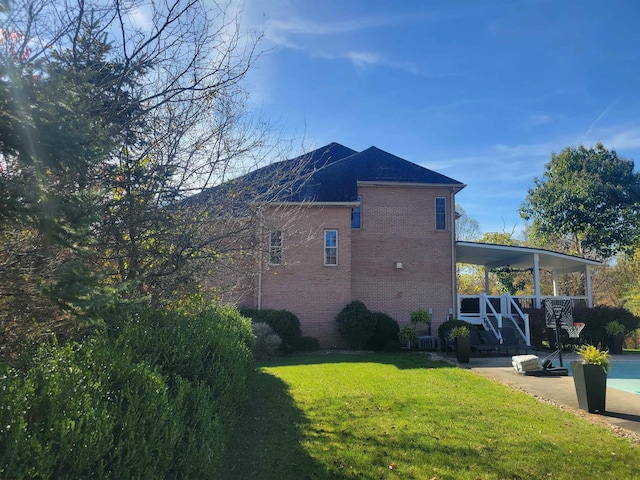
[336,301,377,350]
[573,306,639,348]
[448,326,470,340]
[605,320,626,336]
[366,312,400,351]
[0,302,255,478]
[252,323,282,360]
[240,308,302,352]
[437,319,476,352]
[0,340,117,478]
[398,325,418,345]
[298,335,321,352]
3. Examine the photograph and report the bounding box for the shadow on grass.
[218,370,352,480]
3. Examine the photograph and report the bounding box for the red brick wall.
[258,205,353,347]
[230,184,458,347]
[351,185,456,333]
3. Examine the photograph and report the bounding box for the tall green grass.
[222,353,639,480]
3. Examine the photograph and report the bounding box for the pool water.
[607,360,640,395]
[567,358,640,395]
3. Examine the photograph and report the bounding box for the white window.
[324,230,338,266]
[435,197,446,231]
[269,230,282,265]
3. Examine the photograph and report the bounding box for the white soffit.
[456,241,601,273]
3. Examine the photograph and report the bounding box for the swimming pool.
[567,357,640,395]
[607,360,640,395]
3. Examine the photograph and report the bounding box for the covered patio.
[455,241,602,345]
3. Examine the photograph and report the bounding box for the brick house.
[226,142,466,346]
[195,142,600,347]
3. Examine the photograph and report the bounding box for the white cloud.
[598,125,640,151]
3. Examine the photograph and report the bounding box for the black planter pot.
[608,334,624,355]
[571,361,607,413]
[455,336,470,363]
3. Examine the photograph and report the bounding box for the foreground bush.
[0,303,254,478]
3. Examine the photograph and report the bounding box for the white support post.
[585,265,593,308]
[533,253,541,309]
[484,266,490,293]
[552,269,560,296]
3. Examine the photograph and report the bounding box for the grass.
[220,352,639,480]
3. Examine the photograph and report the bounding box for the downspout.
[257,209,264,310]
[450,189,457,318]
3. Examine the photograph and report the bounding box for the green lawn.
[221,352,639,480]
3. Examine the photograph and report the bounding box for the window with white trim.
[435,197,446,231]
[324,229,338,266]
[269,230,282,265]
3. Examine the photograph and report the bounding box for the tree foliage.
[520,143,640,259]
[0,0,290,355]
[455,204,480,241]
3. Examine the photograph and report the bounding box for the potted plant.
[410,308,432,335]
[448,326,470,363]
[398,326,418,349]
[605,321,625,355]
[571,344,611,414]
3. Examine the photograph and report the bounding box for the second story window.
[324,230,338,266]
[269,230,282,265]
[351,196,362,229]
[435,197,446,231]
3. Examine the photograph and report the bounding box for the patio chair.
[479,330,501,349]
[470,329,497,355]
[498,327,529,355]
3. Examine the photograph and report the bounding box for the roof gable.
[187,142,465,205]
[292,146,465,202]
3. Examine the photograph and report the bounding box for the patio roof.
[456,241,601,273]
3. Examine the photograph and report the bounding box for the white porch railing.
[457,294,592,347]
[457,293,561,347]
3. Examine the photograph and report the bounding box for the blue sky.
[240,0,640,234]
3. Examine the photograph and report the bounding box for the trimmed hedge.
[240,308,304,353]
[0,303,254,478]
[336,301,376,350]
[336,301,400,351]
[366,311,401,351]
